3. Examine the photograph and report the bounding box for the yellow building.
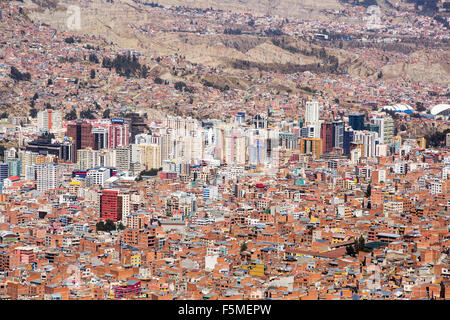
[130,254,141,267]
[416,137,426,149]
[242,262,266,277]
[69,180,81,195]
[300,138,322,159]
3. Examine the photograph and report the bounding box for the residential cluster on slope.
[0,2,448,300]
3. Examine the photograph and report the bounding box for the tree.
[365,183,372,198]
[174,81,186,91]
[415,102,426,112]
[89,53,99,63]
[38,132,55,141]
[0,145,5,160]
[240,242,248,253]
[64,37,75,44]
[355,236,366,252]
[103,53,149,79]
[425,129,450,148]
[29,108,38,118]
[80,108,96,119]
[10,66,31,81]
[96,221,105,231]
[139,168,161,177]
[103,109,111,118]
[117,222,125,230]
[346,245,356,257]
[90,69,96,79]
[65,109,77,120]
[141,65,149,78]
[104,220,116,232]
[224,28,242,35]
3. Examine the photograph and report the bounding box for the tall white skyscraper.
[305,101,321,138]
[305,101,320,124]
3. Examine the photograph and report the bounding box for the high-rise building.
[160,130,173,162]
[77,148,113,170]
[26,139,75,163]
[37,109,62,132]
[248,129,267,165]
[252,114,267,129]
[353,131,379,158]
[279,131,298,150]
[18,151,36,177]
[164,116,198,137]
[127,113,149,143]
[35,162,63,193]
[343,130,354,155]
[4,147,16,161]
[0,163,9,191]
[305,101,320,124]
[60,140,76,163]
[305,101,321,139]
[137,144,161,170]
[393,161,408,175]
[92,126,108,150]
[321,122,333,153]
[100,190,123,222]
[300,125,317,138]
[350,147,362,163]
[349,113,365,131]
[114,146,132,172]
[371,116,394,145]
[6,159,20,177]
[108,121,130,149]
[224,130,246,165]
[300,138,322,159]
[332,121,345,149]
[86,167,111,187]
[66,121,94,161]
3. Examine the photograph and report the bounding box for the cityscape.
[0,0,449,302]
